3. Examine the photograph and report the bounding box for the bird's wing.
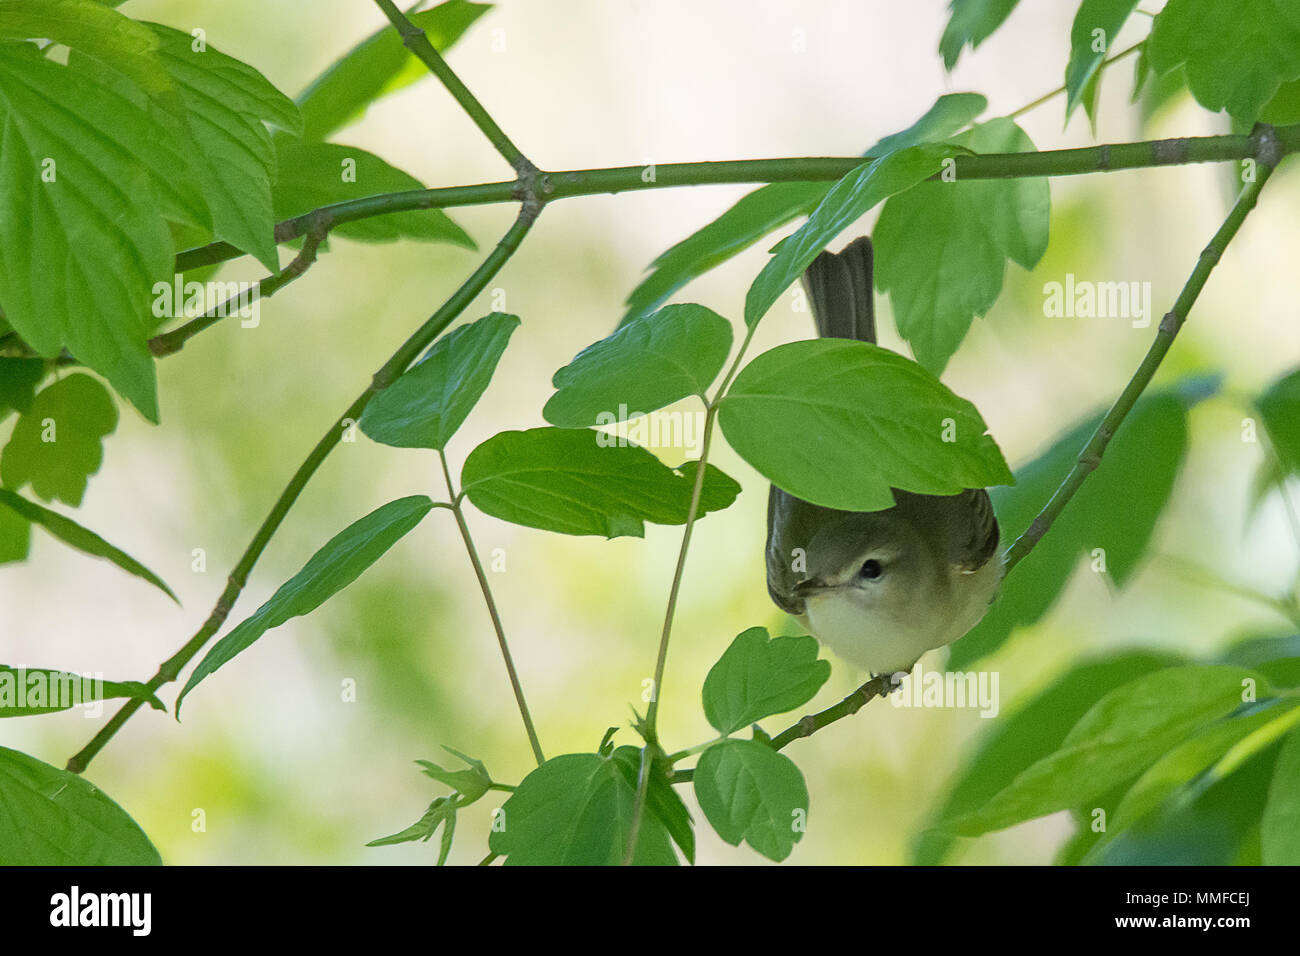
[951,488,1000,573]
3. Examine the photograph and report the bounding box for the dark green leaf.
[611,746,695,864]
[0,666,164,717]
[1262,725,1300,864]
[620,93,988,325]
[489,752,677,865]
[744,144,959,328]
[544,304,732,427]
[146,23,301,272]
[176,495,434,713]
[272,136,474,247]
[1257,366,1300,474]
[1,374,118,507]
[913,649,1185,865]
[702,628,830,735]
[948,383,1211,669]
[0,357,43,417]
[718,338,1011,511]
[360,313,519,450]
[1064,0,1141,117]
[938,665,1261,837]
[0,502,29,565]
[1219,633,1300,688]
[0,44,172,419]
[693,739,807,861]
[1148,0,1300,123]
[461,428,741,537]
[0,488,177,601]
[0,746,161,864]
[873,118,1049,374]
[297,1,491,142]
[939,0,1022,69]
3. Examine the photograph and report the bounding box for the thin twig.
[439,449,545,766]
[66,206,541,774]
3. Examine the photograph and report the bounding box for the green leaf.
[693,739,808,861]
[0,666,164,717]
[0,357,43,417]
[873,118,1049,375]
[947,382,1212,669]
[360,313,519,450]
[488,752,677,865]
[1262,725,1300,864]
[176,495,434,713]
[1257,366,1300,473]
[611,745,695,864]
[0,0,174,100]
[1259,77,1300,125]
[1219,633,1300,688]
[544,304,732,428]
[417,745,492,803]
[461,428,741,538]
[0,43,173,419]
[717,338,1011,511]
[913,649,1185,865]
[939,0,1022,69]
[0,500,29,565]
[1064,0,1141,117]
[702,628,830,735]
[272,136,474,247]
[0,488,177,601]
[1,374,118,507]
[938,665,1261,837]
[145,23,301,272]
[1148,0,1300,123]
[1097,697,1300,860]
[620,93,988,325]
[297,1,491,142]
[744,144,958,328]
[366,795,455,849]
[0,746,161,864]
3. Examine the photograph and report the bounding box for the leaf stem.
[372,0,532,175]
[65,206,540,775]
[1007,41,1143,121]
[438,449,545,766]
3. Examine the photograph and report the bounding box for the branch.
[438,450,545,766]
[372,0,533,175]
[65,204,541,775]
[1003,124,1281,571]
[172,123,1300,275]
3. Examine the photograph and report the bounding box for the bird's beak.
[793,578,829,597]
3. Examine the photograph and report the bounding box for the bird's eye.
[859,559,884,581]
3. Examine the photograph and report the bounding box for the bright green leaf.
[939,665,1262,837]
[1064,0,1141,117]
[545,304,732,427]
[488,752,677,865]
[939,0,1022,69]
[744,144,959,328]
[693,739,807,862]
[417,745,492,803]
[461,428,741,537]
[702,628,830,735]
[1262,725,1300,864]
[0,488,177,601]
[913,649,1184,865]
[0,666,164,717]
[360,313,519,450]
[718,338,1011,511]
[0,501,29,565]
[0,746,160,864]
[297,1,491,142]
[176,495,434,713]
[1148,0,1300,123]
[611,745,695,864]
[366,795,455,849]
[874,118,1049,375]
[272,136,474,247]
[1,375,118,507]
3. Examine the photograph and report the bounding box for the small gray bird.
[765,237,1002,677]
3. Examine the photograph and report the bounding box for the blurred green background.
[3,0,1300,864]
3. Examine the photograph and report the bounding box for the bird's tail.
[800,235,875,344]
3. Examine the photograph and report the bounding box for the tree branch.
[66,204,541,775]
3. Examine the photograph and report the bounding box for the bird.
[764,236,1002,679]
